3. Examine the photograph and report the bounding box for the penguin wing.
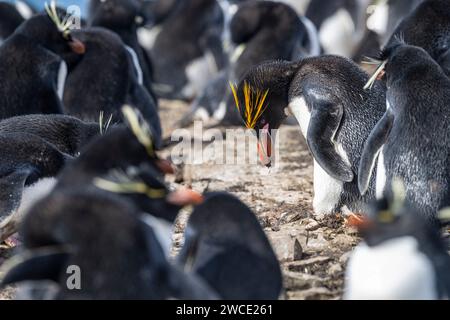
[358,109,394,195]
[0,166,37,225]
[0,246,70,288]
[40,52,67,114]
[138,218,218,299]
[306,100,354,182]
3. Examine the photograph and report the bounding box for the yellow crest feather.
[229,81,269,129]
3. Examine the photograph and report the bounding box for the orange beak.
[69,37,86,55]
[155,159,176,175]
[258,124,272,167]
[166,188,204,206]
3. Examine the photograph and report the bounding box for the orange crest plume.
[230,81,269,129]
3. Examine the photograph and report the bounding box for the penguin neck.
[110,25,139,49]
[259,61,304,126]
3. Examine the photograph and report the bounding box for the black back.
[62,27,161,145]
[178,192,282,299]
[88,0,156,100]
[385,0,450,76]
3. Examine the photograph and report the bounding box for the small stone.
[293,239,303,261]
[328,263,343,276]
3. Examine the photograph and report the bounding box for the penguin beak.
[155,159,176,175]
[257,123,272,167]
[167,189,204,206]
[68,37,86,55]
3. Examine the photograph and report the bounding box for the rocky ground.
[0,100,360,300]
[162,101,359,300]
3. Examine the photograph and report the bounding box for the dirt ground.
[0,100,360,300]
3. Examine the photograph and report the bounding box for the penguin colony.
[0,0,448,300]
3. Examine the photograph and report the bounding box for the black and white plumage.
[383,0,450,76]
[0,11,85,120]
[149,0,225,100]
[62,27,161,146]
[231,56,386,215]
[358,43,450,222]
[0,2,27,42]
[182,0,320,126]
[88,0,156,100]
[0,114,99,242]
[345,193,450,300]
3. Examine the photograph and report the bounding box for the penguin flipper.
[0,246,70,287]
[306,101,354,182]
[0,167,37,241]
[358,110,394,195]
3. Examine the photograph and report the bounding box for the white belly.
[0,177,57,238]
[345,237,437,300]
[375,147,387,199]
[313,160,344,215]
[289,96,344,215]
[182,52,218,99]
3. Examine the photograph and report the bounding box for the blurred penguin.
[178,192,283,299]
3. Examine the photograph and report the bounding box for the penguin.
[55,106,171,192]
[137,0,181,51]
[230,56,386,216]
[345,183,450,299]
[149,0,226,100]
[61,27,162,146]
[178,192,283,299]
[93,167,205,254]
[366,0,423,46]
[382,0,450,76]
[305,0,371,57]
[0,2,25,43]
[0,6,86,120]
[358,42,450,222]
[0,114,99,155]
[0,114,99,242]
[88,0,157,101]
[0,189,218,299]
[181,0,320,127]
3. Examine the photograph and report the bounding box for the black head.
[93,166,204,223]
[14,4,86,57]
[57,106,174,188]
[230,1,266,44]
[89,0,146,29]
[230,60,299,166]
[364,39,444,91]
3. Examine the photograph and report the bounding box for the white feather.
[15,0,33,19]
[125,45,144,86]
[345,237,437,300]
[57,61,68,100]
[139,214,173,257]
[289,96,345,215]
